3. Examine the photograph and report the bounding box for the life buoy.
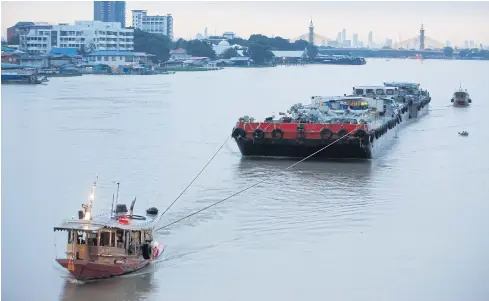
[319,128,333,140]
[354,129,367,138]
[253,129,265,140]
[337,129,349,139]
[271,129,284,140]
[231,127,246,139]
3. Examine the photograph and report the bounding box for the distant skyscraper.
[94,1,126,27]
[308,19,314,45]
[352,33,359,48]
[336,32,341,42]
[419,24,425,50]
[469,40,475,48]
[368,31,373,46]
[204,26,208,38]
[464,40,469,49]
[341,28,346,43]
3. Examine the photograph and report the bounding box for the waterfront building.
[131,10,173,40]
[87,50,153,68]
[94,1,126,28]
[19,21,133,54]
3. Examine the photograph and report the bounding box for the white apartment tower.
[19,20,133,54]
[132,10,173,40]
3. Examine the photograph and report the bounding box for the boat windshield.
[455,92,466,98]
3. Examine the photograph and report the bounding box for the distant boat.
[451,84,471,107]
[314,55,366,65]
[1,69,42,84]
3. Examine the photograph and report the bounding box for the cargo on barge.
[231,83,430,160]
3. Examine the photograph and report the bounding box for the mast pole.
[85,173,99,220]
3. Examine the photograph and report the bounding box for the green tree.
[221,47,239,59]
[174,38,188,50]
[443,47,454,57]
[247,42,274,64]
[133,29,171,62]
[186,40,216,59]
[306,44,318,58]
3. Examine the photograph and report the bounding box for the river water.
[2,59,489,301]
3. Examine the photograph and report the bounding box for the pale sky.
[2,1,489,46]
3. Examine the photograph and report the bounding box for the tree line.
[133,30,318,64]
[443,47,489,59]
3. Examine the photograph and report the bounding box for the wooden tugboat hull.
[57,244,165,281]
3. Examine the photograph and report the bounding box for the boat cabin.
[54,203,161,264]
[351,86,397,98]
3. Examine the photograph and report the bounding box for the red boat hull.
[57,245,165,281]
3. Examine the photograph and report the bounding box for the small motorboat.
[451,84,471,107]
[458,131,469,136]
[53,175,165,281]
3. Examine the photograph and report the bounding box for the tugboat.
[53,176,165,281]
[458,131,469,136]
[451,84,471,107]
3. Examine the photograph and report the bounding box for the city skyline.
[2,1,489,46]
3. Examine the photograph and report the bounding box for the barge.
[231,82,430,160]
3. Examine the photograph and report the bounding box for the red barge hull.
[232,122,376,159]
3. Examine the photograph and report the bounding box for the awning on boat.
[53,221,105,232]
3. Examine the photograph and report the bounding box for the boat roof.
[384,82,420,88]
[311,95,364,101]
[53,211,161,232]
[353,86,396,90]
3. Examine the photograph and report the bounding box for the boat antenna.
[113,181,120,214]
[85,173,99,220]
[111,193,115,219]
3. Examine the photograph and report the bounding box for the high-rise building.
[419,24,425,50]
[341,28,346,43]
[464,40,469,49]
[132,10,173,40]
[94,1,126,28]
[368,31,373,46]
[469,40,475,48]
[352,33,359,48]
